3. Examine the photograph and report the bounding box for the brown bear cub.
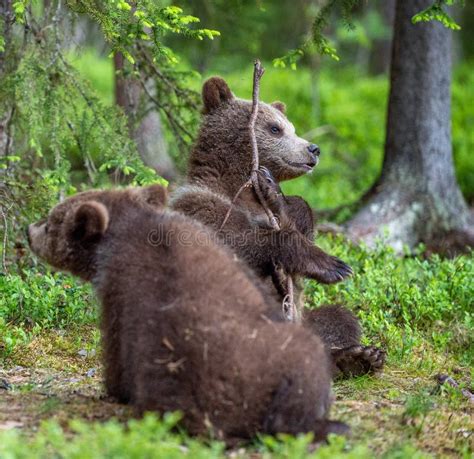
[171,77,385,377]
[28,185,348,443]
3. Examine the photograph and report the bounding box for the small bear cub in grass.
[28,185,348,443]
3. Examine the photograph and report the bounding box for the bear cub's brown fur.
[171,77,352,287]
[28,185,348,443]
[171,77,385,377]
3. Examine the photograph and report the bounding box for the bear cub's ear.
[71,201,109,242]
[202,77,234,114]
[138,184,168,209]
[271,101,286,114]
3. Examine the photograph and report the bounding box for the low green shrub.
[0,268,97,359]
[305,237,474,365]
[0,269,96,328]
[0,413,370,459]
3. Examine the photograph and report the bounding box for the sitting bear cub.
[28,185,347,443]
[171,77,352,287]
[171,77,385,377]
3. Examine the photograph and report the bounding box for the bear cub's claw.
[257,166,283,198]
[256,167,286,219]
[258,166,281,190]
[310,255,353,284]
[332,344,386,378]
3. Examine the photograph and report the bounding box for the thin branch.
[137,75,193,143]
[248,60,280,230]
[219,60,297,317]
[282,276,298,322]
[219,180,252,229]
[220,60,280,231]
[249,60,265,172]
[136,44,200,110]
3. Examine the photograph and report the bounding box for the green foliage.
[0,413,223,459]
[0,413,373,459]
[274,0,347,67]
[0,0,218,272]
[12,1,27,23]
[6,44,141,178]
[64,1,218,169]
[273,0,363,66]
[305,237,474,365]
[68,49,115,105]
[0,269,96,328]
[67,1,219,65]
[412,0,462,30]
[0,268,97,359]
[275,0,464,66]
[259,434,369,458]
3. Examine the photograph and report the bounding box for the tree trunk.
[368,0,395,75]
[346,0,474,254]
[114,53,176,181]
[0,0,13,159]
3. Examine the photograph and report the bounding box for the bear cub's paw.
[256,166,287,220]
[308,253,353,284]
[258,166,282,195]
[331,344,386,378]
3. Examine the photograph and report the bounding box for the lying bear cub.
[27,185,348,443]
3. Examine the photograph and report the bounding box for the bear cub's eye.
[270,125,281,134]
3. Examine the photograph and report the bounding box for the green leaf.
[412,3,461,30]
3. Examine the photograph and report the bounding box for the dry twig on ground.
[436,374,474,403]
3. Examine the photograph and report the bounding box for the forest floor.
[0,326,472,458]
[1,237,472,457]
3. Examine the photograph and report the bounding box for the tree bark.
[368,0,395,75]
[0,0,13,159]
[346,0,474,254]
[114,53,176,181]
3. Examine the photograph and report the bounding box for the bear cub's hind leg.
[262,377,350,441]
[303,305,386,378]
[331,345,386,378]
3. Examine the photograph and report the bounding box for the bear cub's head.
[201,76,320,181]
[27,185,167,280]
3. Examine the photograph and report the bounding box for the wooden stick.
[248,60,280,231]
[219,180,252,229]
[220,60,280,231]
[249,60,265,172]
[220,60,295,317]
